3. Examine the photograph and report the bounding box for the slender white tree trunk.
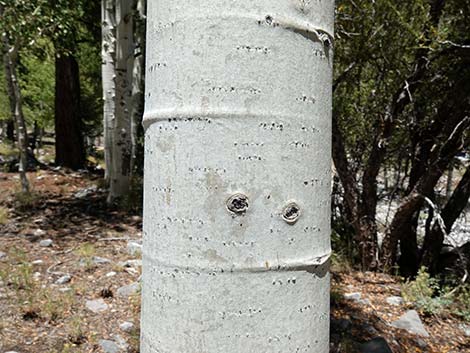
[130,0,146,173]
[142,1,334,352]
[102,0,134,203]
[2,39,30,193]
[102,0,117,182]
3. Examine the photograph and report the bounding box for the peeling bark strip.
[141,1,333,352]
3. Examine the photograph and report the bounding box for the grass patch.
[14,190,40,210]
[0,142,18,158]
[0,206,9,225]
[75,242,96,269]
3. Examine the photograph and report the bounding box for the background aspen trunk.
[141,1,334,352]
[102,0,134,203]
[2,40,29,192]
[102,0,117,183]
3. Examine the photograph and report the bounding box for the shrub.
[401,267,452,316]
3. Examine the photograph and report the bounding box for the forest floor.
[0,169,469,353]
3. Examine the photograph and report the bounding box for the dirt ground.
[0,170,469,352]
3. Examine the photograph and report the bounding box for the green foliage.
[14,190,40,210]
[0,141,18,158]
[0,64,10,122]
[75,242,96,269]
[402,267,452,316]
[452,285,470,322]
[19,45,55,129]
[0,206,9,225]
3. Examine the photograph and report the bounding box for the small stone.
[359,337,393,353]
[390,310,429,337]
[119,321,134,333]
[113,334,129,349]
[55,274,72,285]
[358,298,371,305]
[32,260,44,265]
[106,271,117,277]
[59,287,72,293]
[5,351,20,353]
[344,292,362,301]
[34,229,46,237]
[127,241,142,256]
[99,340,121,353]
[93,256,112,264]
[386,296,404,306]
[39,239,53,247]
[86,298,109,313]
[0,251,7,260]
[117,282,140,298]
[33,272,41,280]
[459,323,470,337]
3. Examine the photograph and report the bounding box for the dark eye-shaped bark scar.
[226,193,249,214]
[282,202,301,224]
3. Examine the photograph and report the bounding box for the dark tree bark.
[54,54,85,170]
[6,119,14,141]
[381,117,470,270]
[421,166,470,274]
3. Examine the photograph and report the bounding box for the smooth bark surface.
[141,1,334,352]
[102,0,134,203]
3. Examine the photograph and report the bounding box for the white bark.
[2,37,29,192]
[130,0,146,173]
[142,1,334,352]
[102,0,134,203]
[102,0,116,182]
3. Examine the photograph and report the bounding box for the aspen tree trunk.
[129,0,146,174]
[102,0,117,182]
[2,40,29,192]
[141,1,334,352]
[102,0,134,203]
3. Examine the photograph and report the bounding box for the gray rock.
[344,292,362,301]
[386,296,404,306]
[459,323,470,337]
[390,310,429,337]
[58,287,72,293]
[74,186,97,199]
[32,259,44,265]
[39,239,53,247]
[127,241,142,256]
[86,298,109,313]
[358,298,371,305]
[93,256,112,264]
[119,321,134,333]
[117,282,140,297]
[113,334,129,349]
[99,340,121,353]
[34,229,46,237]
[0,251,7,260]
[359,337,393,353]
[55,274,72,285]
